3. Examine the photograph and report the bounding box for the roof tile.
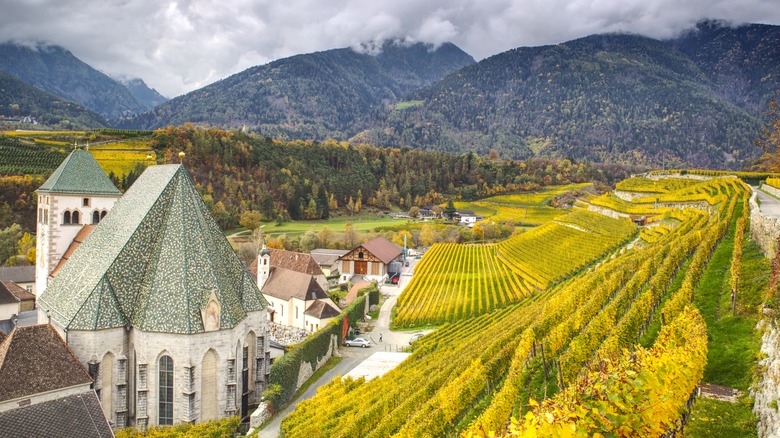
[0,325,92,402]
[0,390,113,438]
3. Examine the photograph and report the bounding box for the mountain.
[0,42,146,119]
[0,71,107,128]
[671,20,780,114]
[116,77,168,110]
[353,23,779,169]
[121,41,475,138]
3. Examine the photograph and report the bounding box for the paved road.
[755,187,780,219]
[256,257,424,437]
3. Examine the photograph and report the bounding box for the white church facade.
[36,152,271,430]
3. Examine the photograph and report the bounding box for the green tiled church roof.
[39,164,267,334]
[37,149,121,195]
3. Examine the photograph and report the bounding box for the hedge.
[267,295,367,410]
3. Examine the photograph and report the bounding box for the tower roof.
[36,149,121,196]
[38,164,267,334]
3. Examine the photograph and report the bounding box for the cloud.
[1,0,778,98]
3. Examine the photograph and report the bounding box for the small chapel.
[35,150,271,429]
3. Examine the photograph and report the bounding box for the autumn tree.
[0,224,22,265]
[343,222,359,248]
[17,232,35,264]
[420,224,437,247]
[299,229,321,252]
[318,226,334,248]
[239,210,262,230]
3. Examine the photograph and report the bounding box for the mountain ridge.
[0,42,150,119]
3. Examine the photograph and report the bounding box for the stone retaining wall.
[763,184,780,200]
[753,318,780,437]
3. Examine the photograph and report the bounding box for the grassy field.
[230,213,411,239]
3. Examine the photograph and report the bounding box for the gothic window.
[83,198,90,207]
[93,211,100,224]
[158,355,174,425]
[72,210,80,224]
[101,210,108,219]
[63,211,71,225]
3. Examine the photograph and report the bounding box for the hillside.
[0,71,107,128]
[120,41,475,138]
[356,28,776,169]
[280,175,763,436]
[671,20,780,114]
[0,42,147,119]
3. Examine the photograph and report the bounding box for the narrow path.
[754,187,780,219]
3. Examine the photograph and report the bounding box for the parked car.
[409,333,424,345]
[345,338,371,348]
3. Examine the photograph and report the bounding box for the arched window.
[358,251,364,259]
[92,211,100,224]
[63,211,71,225]
[72,211,80,224]
[158,355,174,425]
[101,210,108,219]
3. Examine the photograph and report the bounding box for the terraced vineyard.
[0,130,154,178]
[393,244,534,327]
[393,210,635,327]
[455,183,591,226]
[282,176,757,437]
[496,210,636,289]
[616,176,699,193]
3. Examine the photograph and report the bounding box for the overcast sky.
[2,0,779,98]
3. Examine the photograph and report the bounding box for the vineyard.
[455,183,592,226]
[0,130,155,178]
[616,176,699,193]
[393,210,635,327]
[496,210,636,290]
[393,244,535,327]
[281,176,762,437]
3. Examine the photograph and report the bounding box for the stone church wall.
[64,310,268,428]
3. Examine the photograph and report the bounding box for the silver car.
[409,333,424,345]
[345,337,371,348]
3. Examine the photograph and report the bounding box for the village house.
[253,247,340,333]
[0,266,36,295]
[309,248,349,277]
[36,152,271,429]
[338,236,403,283]
[0,281,35,333]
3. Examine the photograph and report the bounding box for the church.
[35,150,271,430]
